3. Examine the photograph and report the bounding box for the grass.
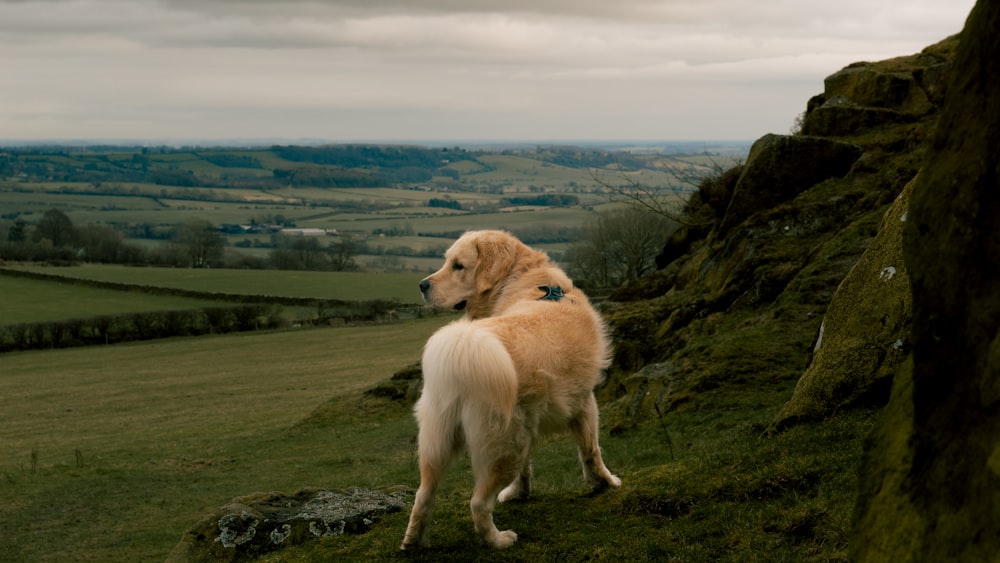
[0,314,874,562]
[0,318,449,562]
[0,274,232,325]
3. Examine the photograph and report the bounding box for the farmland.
[0,142,743,272]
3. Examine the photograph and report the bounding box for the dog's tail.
[421,320,518,427]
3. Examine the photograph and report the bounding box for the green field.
[0,274,232,325]
[0,319,449,561]
[6,265,426,304]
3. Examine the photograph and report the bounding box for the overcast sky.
[0,0,977,144]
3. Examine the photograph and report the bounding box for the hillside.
[599,34,957,431]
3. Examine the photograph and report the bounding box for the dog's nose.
[419,279,431,294]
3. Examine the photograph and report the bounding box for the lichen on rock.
[166,487,411,562]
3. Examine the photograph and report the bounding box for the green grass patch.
[0,274,231,325]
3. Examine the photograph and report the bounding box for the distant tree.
[428,198,463,210]
[172,219,224,268]
[7,220,26,244]
[75,224,128,263]
[327,237,359,272]
[269,236,327,271]
[33,209,76,248]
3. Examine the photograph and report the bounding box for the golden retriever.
[401,230,621,550]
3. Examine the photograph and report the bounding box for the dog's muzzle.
[419,278,466,310]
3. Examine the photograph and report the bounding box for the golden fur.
[401,230,621,550]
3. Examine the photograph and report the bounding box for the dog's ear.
[473,232,548,294]
[474,233,518,294]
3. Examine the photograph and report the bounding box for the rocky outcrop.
[602,35,957,431]
[717,134,861,236]
[770,177,914,430]
[167,487,410,562]
[851,1,1000,560]
[801,43,953,137]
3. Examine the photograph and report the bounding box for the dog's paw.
[587,473,622,496]
[498,483,527,503]
[488,530,518,549]
[400,534,430,551]
[400,539,427,551]
[497,486,516,503]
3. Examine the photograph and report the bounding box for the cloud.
[0,0,977,141]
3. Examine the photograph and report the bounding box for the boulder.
[770,177,913,430]
[801,45,953,137]
[851,1,1000,560]
[717,134,861,236]
[166,487,411,562]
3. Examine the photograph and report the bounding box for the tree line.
[0,208,363,271]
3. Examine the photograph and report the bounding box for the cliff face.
[852,0,1000,559]
[602,35,958,431]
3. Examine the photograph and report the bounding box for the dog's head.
[419,230,548,318]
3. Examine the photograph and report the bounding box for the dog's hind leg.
[466,416,529,548]
[401,404,463,550]
[570,393,622,492]
[469,451,522,548]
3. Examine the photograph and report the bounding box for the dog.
[400,230,621,550]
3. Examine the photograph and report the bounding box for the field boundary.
[0,267,421,353]
[0,266,402,309]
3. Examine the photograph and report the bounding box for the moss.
[850,358,925,560]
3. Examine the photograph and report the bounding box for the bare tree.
[591,156,739,226]
[327,237,359,272]
[566,207,679,289]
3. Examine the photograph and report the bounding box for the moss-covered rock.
[801,42,954,137]
[770,177,914,430]
[852,1,1000,559]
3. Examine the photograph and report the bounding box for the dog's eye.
[453,262,464,271]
